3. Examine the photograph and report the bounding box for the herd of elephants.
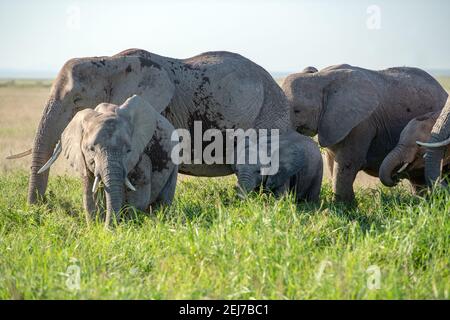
[9,49,450,227]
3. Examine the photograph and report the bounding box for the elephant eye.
[89,145,95,152]
[127,149,131,154]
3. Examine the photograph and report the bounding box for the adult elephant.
[417,98,450,185]
[282,64,448,203]
[26,49,291,204]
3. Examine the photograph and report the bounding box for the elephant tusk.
[125,177,136,191]
[37,141,62,174]
[6,148,32,159]
[416,137,450,148]
[423,153,427,159]
[397,162,409,173]
[92,175,100,193]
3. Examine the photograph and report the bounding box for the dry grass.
[0,83,72,175]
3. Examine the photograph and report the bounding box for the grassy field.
[0,172,449,299]
[0,79,449,299]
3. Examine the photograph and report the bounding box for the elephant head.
[301,66,318,74]
[233,131,304,197]
[380,112,441,186]
[27,51,174,204]
[281,65,380,147]
[417,98,450,185]
[38,95,160,227]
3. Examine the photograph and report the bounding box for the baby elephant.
[39,95,178,227]
[379,111,450,191]
[233,131,323,202]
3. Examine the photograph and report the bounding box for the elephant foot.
[333,193,357,206]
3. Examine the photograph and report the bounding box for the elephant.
[19,49,292,205]
[233,130,323,202]
[281,64,448,203]
[379,111,450,191]
[38,95,178,227]
[417,98,450,185]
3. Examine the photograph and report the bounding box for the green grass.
[0,171,448,299]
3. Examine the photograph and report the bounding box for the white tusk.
[397,162,409,173]
[423,153,427,159]
[416,137,450,148]
[92,175,100,193]
[37,141,62,174]
[6,149,32,159]
[125,177,136,191]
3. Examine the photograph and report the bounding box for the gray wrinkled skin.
[61,95,177,227]
[420,98,450,185]
[282,64,448,203]
[234,131,323,202]
[28,49,291,204]
[379,111,450,192]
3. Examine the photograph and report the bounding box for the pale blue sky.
[0,0,449,77]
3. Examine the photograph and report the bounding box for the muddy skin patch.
[128,158,149,185]
[185,109,229,164]
[146,129,169,172]
[103,85,113,101]
[162,108,176,125]
[138,57,161,70]
[91,60,106,68]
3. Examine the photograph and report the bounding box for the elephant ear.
[318,72,379,147]
[265,133,304,190]
[117,95,158,172]
[109,56,174,113]
[61,109,98,174]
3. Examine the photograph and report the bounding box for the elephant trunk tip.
[379,148,406,187]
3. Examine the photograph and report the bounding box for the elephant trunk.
[237,171,256,195]
[28,97,73,203]
[100,160,125,228]
[379,146,406,187]
[424,135,446,186]
[421,101,450,185]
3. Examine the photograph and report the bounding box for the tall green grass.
[0,171,448,299]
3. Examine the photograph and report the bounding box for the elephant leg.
[289,173,307,201]
[125,183,151,212]
[331,126,374,204]
[272,180,289,198]
[332,159,360,203]
[291,166,322,203]
[82,174,97,223]
[153,167,178,208]
[306,164,323,202]
[306,176,322,202]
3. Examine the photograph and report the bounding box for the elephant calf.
[38,95,178,227]
[380,111,450,191]
[233,131,323,202]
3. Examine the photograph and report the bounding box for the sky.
[0,0,449,77]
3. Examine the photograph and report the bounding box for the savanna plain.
[0,78,449,299]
